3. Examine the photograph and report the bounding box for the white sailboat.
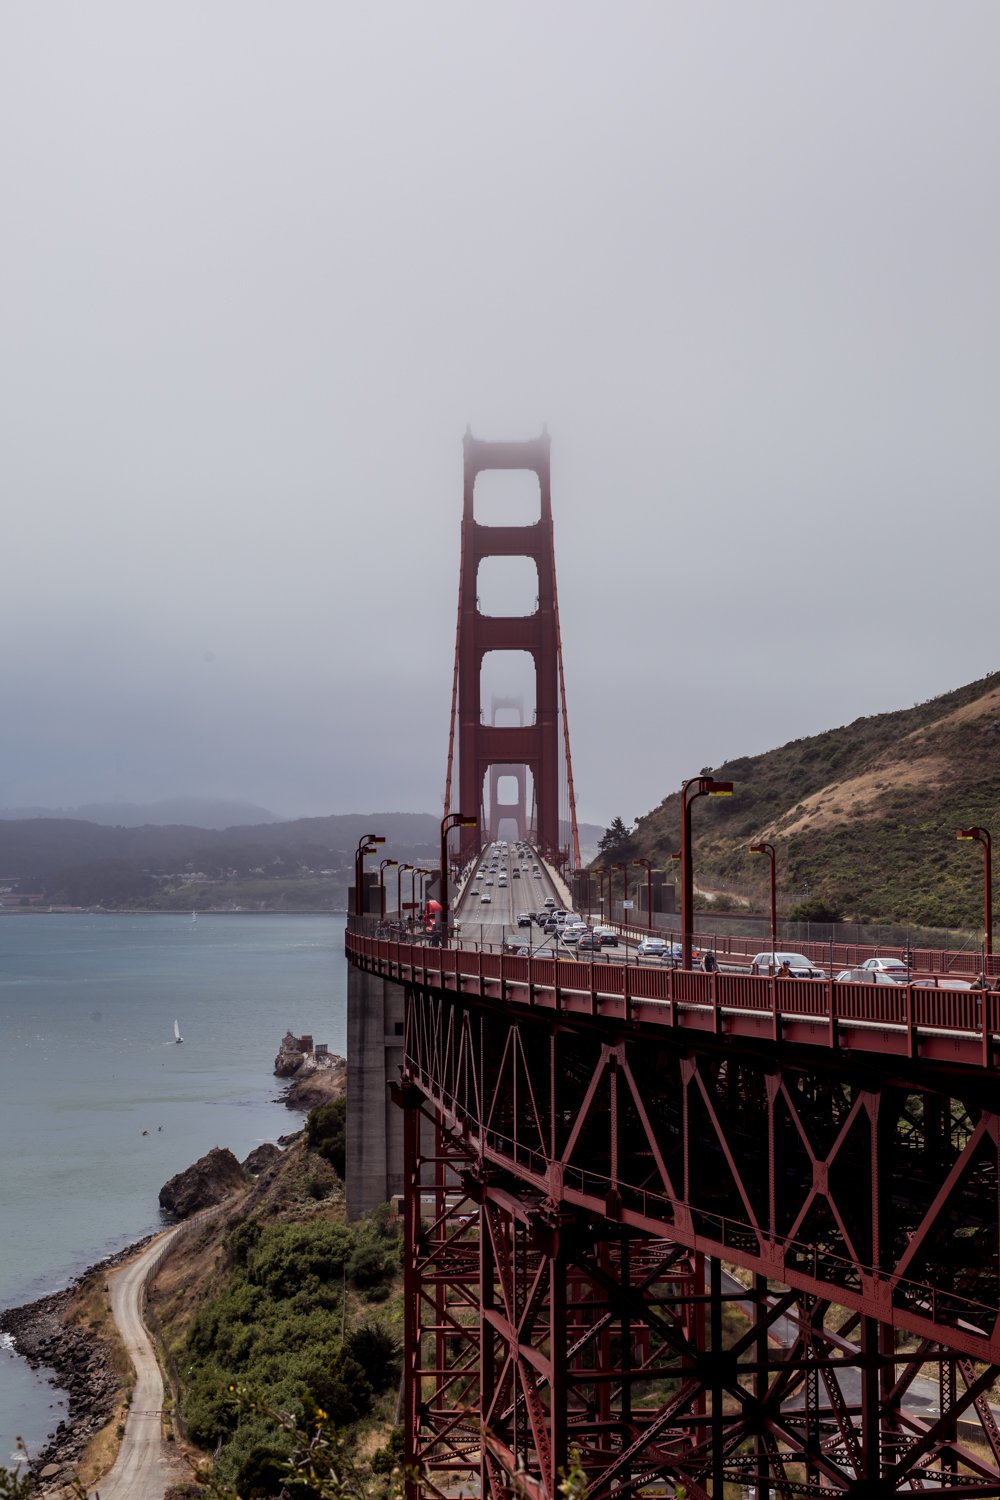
[174,1019,184,1045]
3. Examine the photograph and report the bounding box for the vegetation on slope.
[149,1116,402,1498]
[622,670,1000,927]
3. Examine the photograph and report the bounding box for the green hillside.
[620,670,1000,929]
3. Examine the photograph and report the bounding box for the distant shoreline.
[0,907,348,917]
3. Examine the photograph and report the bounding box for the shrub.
[345,1320,402,1393]
[788,897,845,924]
[304,1097,346,1177]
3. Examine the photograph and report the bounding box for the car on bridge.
[835,967,904,985]
[480,894,492,903]
[857,956,910,980]
[658,942,687,966]
[750,951,825,977]
[637,937,669,959]
[516,912,533,928]
[576,933,603,953]
[594,927,619,947]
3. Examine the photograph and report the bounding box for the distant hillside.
[620,670,1000,928]
[0,811,442,909]
[0,797,283,829]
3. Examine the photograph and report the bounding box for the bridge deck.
[347,929,998,1074]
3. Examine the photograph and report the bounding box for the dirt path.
[88,1226,183,1500]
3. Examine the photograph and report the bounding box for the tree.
[304,1097,346,1178]
[597,817,632,856]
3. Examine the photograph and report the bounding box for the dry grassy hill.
[621,670,1000,928]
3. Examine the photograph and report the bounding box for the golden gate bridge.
[346,431,1000,1499]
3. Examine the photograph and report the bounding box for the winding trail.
[89,1226,183,1500]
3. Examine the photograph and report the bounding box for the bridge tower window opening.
[472,467,541,528]
[478,649,536,727]
[475,554,540,618]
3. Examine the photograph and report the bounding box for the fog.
[3,3,998,825]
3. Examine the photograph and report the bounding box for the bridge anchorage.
[348,431,1000,1499]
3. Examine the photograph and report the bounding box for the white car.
[750,951,825,978]
[480,894,492,904]
[637,937,669,958]
[857,957,910,979]
[835,968,903,986]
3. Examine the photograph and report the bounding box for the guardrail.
[358,911,995,979]
[346,927,998,1072]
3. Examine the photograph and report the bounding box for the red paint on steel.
[385,957,1000,1495]
[455,430,565,866]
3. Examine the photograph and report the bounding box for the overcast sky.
[3,3,998,827]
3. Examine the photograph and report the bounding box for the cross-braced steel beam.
[394,978,1000,1497]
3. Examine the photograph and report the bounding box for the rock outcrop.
[280,1051,346,1111]
[158,1146,246,1218]
[242,1142,282,1176]
[273,1033,346,1111]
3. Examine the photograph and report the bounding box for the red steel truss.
[348,930,1000,1496]
[443,430,579,868]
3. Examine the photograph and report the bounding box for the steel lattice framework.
[349,930,1000,1498]
[443,430,580,868]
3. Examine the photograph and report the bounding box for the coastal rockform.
[242,1141,282,1176]
[158,1146,247,1218]
[274,1030,346,1110]
[0,1241,150,1483]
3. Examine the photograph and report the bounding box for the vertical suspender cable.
[442,512,466,819]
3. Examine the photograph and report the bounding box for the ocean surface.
[0,911,347,1469]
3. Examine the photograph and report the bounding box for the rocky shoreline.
[0,1034,342,1482]
[0,1237,153,1482]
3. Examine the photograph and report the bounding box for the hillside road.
[89,1226,183,1500]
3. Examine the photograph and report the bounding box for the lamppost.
[379,858,398,919]
[592,867,606,922]
[441,811,478,942]
[397,864,413,923]
[680,778,733,969]
[612,862,629,929]
[575,867,591,921]
[749,842,777,963]
[354,834,385,918]
[957,826,993,958]
[633,857,653,933]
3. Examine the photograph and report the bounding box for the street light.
[354,834,385,918]
[749,842,777,964]
[633,858,652,933]
[680,778,733,969]
[575,867,591,921]
[612,862,629,928]
[397,863,413,923]
[379,858,398,919]
[440,811,478,942]
[957,826,993,958]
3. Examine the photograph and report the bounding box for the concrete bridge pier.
[345,963,405,1219]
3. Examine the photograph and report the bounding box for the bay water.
[0,911,347,1468]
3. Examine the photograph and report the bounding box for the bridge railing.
[346,924,999,1070]
[351,912,992,979]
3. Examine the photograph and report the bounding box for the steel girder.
[399,983,1000,1497]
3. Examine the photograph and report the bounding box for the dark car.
[576,934,602,953]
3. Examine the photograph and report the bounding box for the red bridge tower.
[444,429,579,869]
